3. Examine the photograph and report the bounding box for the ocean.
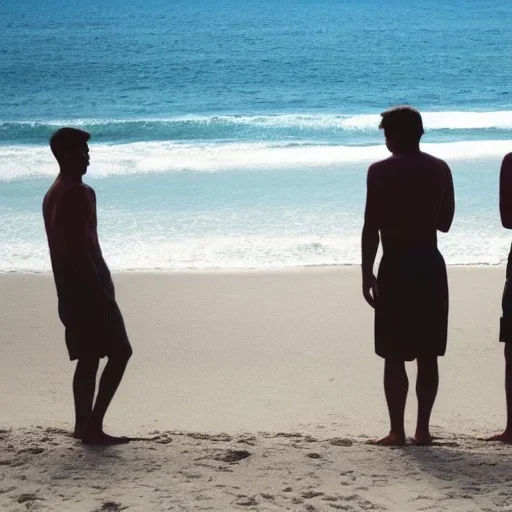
[1,0,512,271]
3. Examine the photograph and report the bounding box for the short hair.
[379,105,424,143]
[49,127,90,163]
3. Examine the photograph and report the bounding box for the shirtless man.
[487,153,512,444]
[43,127,132,445]
[361,106,455,446]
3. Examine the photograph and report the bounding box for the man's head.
[379,105,424,154]
[49,127,90,176]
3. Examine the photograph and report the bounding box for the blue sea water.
[1,0,512,270]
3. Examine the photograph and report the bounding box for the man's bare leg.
[73,357,100,439]
[82,351,132,445]
[487,343,512,443]
[414,356,438,445]
[371,359,408,446]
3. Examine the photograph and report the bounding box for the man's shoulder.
[61,182,94,200]
[503,153,512,165]
[48,183,95,217]
[368,156,395,172]
[368,156,400,179]
[419,151,449,168]
[371,155,395,167]
[369,152,450,181]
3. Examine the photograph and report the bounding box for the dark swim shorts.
[500,279,512,342]
[375,248,448,361]
[58,294,132,361]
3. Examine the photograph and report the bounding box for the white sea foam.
[228,111,512,131]
[327,111,512,131]
[0,231,509,272]
[1,139,511,181]
[3,110,512,133]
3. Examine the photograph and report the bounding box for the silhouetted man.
[361,106,455,446]
[43,128,132,445]
[487,153,512,444]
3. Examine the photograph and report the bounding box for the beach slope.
[1,267,510,511]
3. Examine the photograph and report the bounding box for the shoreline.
[0,261,508,276]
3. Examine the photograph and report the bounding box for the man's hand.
[362,274,379,308]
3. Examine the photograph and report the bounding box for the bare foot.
[73,424,87,440]
[82,431,130,445]
[484,432,512,444]
[412,432,433,446]
[367,432,406,446]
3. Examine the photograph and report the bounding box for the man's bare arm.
[438,163,455,233]
[361,165,380,307]
[89,191,116,299]
[59,186,114,302]
[500,154,512,229]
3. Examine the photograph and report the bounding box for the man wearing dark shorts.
[361,106,455,446]
[43,127,132,445]
[487,152,512,444]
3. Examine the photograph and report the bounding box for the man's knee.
[109,345,133,365]
[417,355,438,371]
[124,346,133,361]
[384,358,406,371]
[76,356,100,372]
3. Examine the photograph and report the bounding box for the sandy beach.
[1,267,512,511]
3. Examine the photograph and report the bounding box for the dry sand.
[1,267,512,511]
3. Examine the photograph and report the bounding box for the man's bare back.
[366,151,454,252]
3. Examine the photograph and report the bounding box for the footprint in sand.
[237,436,257,445]
[275,432,303,439]
[329,437,353,447]
[235,496,258,507]
[302,491,324,499]
[154,436,172,444]
[17,493,42,504]
[213,449,251,463]
[215,465,234,473]
[187,432,233,442]
[178,471,202,480]
[322,495,339,502]
[93,501,128,512]
[18,447,45,455]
